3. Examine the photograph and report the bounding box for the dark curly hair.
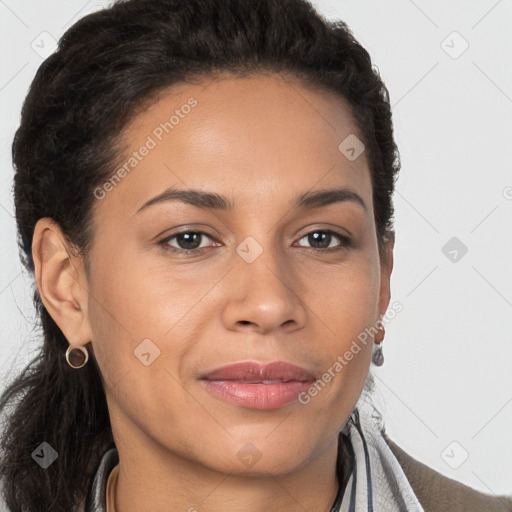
[0,0,400,510]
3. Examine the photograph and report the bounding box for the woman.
[0,0,510,511]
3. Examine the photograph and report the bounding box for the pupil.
[178,232,201,249]
[309,231,330,248]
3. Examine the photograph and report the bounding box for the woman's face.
[81,73,393,474]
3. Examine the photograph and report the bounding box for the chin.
[194,432,320,477]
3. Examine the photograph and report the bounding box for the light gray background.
[0,0,511,499]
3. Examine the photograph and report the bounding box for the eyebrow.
[136,186,368,214]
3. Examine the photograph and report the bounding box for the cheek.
[301,255,381,401]
[85,248,214,394]
[306,253,381,342]
[85,253,164,388]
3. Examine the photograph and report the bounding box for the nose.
[221,242,308,335]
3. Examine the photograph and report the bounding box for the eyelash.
[157,229,352,257]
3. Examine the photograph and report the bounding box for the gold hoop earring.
[65,345,89,369]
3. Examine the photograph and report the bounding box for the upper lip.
[200,361,316,382]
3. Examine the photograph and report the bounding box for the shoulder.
[382,433,512,512]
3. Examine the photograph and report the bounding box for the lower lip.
[200,379,314,409]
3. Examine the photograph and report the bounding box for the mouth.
[199,360,317,410]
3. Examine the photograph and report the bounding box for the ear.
[376,233,395,341]
[32,218,93,347]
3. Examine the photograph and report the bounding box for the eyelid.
[294,229,351,251]
[159,229,218,250]
[295,222,353,240]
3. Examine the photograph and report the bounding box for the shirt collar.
[83,447,118,512]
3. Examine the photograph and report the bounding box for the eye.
[158,228,352,257]
[158,230,217,256]
[294,230,351,252]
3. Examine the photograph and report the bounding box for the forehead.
[96,72,373,218]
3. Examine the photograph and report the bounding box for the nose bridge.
[235,231,290,290]
[223,231,306,332]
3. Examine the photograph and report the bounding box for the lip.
[199,361,316,410]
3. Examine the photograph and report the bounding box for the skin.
[32,72,393,512]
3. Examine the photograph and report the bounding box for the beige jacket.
[383,434,512,512]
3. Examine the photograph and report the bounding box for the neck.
[112,432,344,512]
